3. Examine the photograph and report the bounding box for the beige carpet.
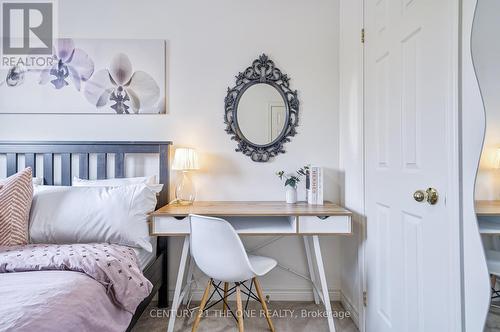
[132,301,359,332]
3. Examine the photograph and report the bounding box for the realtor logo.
[2,2,53,54]
[1,1,56,68]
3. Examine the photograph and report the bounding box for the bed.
[0,141,171,332]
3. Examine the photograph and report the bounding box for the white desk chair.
[486,250,500,303]
[189,214,277,332]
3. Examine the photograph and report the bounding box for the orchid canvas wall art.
[0,39,166,114]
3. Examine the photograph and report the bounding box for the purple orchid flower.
[39,38,94,90]
[84,53,160,114]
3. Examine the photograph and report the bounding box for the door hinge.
[361,28,365,44]
[363,291,367,306]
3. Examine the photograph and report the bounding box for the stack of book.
[306,165,323,205]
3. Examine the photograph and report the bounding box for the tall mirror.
[224,54,299,162]
[472,0,500,328]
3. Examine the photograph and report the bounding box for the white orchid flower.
[84,53,160,114]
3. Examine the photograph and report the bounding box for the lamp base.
[174,171,196,205]
[173,199,194,206]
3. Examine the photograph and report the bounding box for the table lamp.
[172,147,199,205]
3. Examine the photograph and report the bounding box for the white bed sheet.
[0,270,131,332]
[133,237,157,270]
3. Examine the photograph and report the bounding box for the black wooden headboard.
[0,141,172,208]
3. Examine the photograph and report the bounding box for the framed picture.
[0,38,166,114]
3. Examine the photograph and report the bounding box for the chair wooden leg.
[235,284,245,332]
[223,282,229,312]
[492,274,497,289]
[192,279,212,332]
[253,277,275,332]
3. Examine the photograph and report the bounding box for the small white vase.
[285,186,298,204]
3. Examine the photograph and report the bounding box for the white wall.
[0,0,345,304]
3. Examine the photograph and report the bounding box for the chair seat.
[486,250,500,276]
[248,255,277,276]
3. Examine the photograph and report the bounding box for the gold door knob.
[413,188,439,205]
[425,188,439,205]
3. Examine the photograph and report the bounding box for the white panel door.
[364,0,462,331]
[269,104,286,141]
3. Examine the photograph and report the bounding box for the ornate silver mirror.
[224,54,299,162]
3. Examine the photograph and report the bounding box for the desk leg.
[312,235,336,332]
[304,236,321,304]
[182,256,195,305]
[167,235,190,332]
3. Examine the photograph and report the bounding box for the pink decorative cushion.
[0,168,33,246]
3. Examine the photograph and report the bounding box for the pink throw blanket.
[0,243,152,313]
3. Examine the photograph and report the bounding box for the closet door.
[364,0,462,331]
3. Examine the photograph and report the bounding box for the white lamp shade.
[172,148,199,171]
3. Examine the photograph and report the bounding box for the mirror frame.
[224,54,299,162]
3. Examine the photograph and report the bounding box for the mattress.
[133,236,157,270]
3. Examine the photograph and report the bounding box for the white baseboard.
[340,292,359,329]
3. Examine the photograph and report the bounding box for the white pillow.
[72,175,163,194]
[32,177,43,186]
[29,184,156,252]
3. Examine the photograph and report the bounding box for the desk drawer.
[298,215,351,234]
[152,216,189,235]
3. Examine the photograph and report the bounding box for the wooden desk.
[151,201,352,236]
[153,201,352,217]
[475,200,500,234]
[152,201,352,332]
